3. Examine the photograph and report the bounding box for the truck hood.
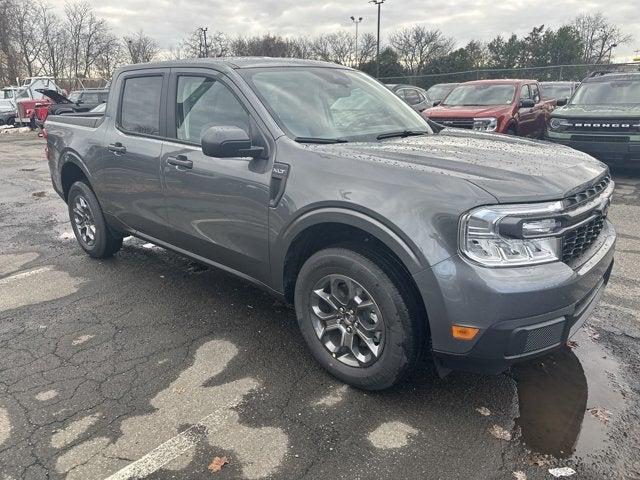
[36,89,71,104]
[423,104,513,118]
[306,130,607,203]
[552,104,640,118]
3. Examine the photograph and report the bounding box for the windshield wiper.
[376,130,428,140]
[294,136,348,144]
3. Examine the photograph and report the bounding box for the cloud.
[47,0,638,60]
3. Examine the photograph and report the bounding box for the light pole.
[369,0,385,78]
[199,27,209,58]
[350,16,363,68]
[605,43,618,63]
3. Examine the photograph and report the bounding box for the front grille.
[562,214,606,263]
[564,118,639,134]
[564,174,611,207]
[429,117,474,129]
[570,135,629,143]
[522,321,565,353]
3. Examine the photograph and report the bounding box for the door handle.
[167,154,193,169]
[107,142,127,154]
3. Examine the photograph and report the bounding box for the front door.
[98,69,172,242]
[517,84,536,137]
[161,69,273,283]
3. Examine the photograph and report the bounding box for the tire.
[294,247,422,390]
[67,181,122,258]
[506,126,517,136]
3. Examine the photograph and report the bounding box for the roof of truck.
[583,72,640,83]
[118,57,348,72]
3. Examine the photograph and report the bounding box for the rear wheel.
[68,181,122,258]
[506,125,517,136]
[294,247,422,390]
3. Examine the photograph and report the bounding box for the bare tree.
[37,2,68,78]
[572,12,632,63]
[124,30,159,64]
[389,26,454,74]
[13,0,45,76]
[180,28,229,58]
[356,32,377,67]
[64,1,112,78]
[0,0,21,85]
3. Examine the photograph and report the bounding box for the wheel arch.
[273,207,427,303]
[59,150,93,201]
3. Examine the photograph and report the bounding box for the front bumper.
[413,220,616,374]
[546,133,640,163]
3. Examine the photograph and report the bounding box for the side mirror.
[433,100,441,107]
[519,99,535,109]
[556,97,568,107]
[201,126,264,159]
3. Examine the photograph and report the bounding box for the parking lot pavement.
[0,133,639,480]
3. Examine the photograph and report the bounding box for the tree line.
[0,0,632,89]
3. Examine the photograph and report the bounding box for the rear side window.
[81,92,100,104]
[403,89,422,105]
[120,76,163,136]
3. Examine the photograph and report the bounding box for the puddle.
[513,328,628,461]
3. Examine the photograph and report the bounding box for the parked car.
[0,100,16,126]
[546,72,640,164]
[422,79,553,138]
[386,84,432,112]
[540,81,580,105]
[31,88,109,126]
[15,77,61,125]
[426,82,459,104]
[45,58,615,390]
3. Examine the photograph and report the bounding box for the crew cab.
[422,79,552,137]
[546,72,640,164]
[45,59,615,390]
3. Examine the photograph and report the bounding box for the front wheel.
[68,181,122,258]
[294,247,422,390]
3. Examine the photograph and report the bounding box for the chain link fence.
[379,62,640,89]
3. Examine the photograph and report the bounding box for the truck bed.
[46,114,104,129]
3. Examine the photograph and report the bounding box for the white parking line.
[104,409,232,480]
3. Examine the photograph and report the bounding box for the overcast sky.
[50,0,639,61]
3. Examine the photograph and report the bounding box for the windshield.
[443,84,516,106]
[427,84,456,101]
[570,79,640,105]
[240,67,429,142]
[541,84,573,100]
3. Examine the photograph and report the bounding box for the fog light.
[452,325,479,340]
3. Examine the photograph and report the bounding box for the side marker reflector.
[452,325,479,341]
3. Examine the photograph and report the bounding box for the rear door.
[161,67,273,283]
[98,68,173,242]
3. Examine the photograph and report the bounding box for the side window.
[82,92,100,104]
[530,84,541,103]
[404,89,422,105]
[176,75,250,144]
[120,75,163,136]
[519,85,531,100]
[99,92,109,103]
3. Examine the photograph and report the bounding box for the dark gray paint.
[45,57,615,368]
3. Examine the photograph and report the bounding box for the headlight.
[459,202,564,267]
[549,118,571,131]
[472,117,498,132]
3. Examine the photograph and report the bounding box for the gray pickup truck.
[45,58,616,390]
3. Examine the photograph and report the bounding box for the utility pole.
[199,27,209,58]
[350,16,363,68]
[369,0,385,78]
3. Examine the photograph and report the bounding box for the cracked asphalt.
[1,132,639,480]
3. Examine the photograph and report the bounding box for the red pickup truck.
[421,79,553,138]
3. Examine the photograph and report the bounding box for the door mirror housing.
[201,126,264,159]
[432,100,441,107]
[519,99,535,109]
[556,97,568,107]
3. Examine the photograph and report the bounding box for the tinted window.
[520,85,531,100]
[176,76,250,144]
[120,76,162,136]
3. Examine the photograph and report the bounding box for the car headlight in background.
[459,201,564,267]
[472,117,498,132]
[549,118,572,131]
